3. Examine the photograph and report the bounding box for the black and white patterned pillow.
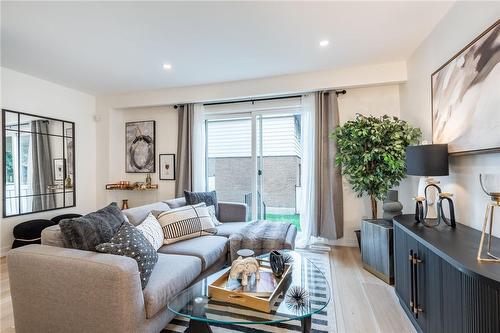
[184,190,219,217]
[96,222,158,289]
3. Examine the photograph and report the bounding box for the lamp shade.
[406,144,449,176]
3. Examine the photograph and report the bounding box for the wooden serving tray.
[208,259,292,313]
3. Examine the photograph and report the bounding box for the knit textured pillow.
[136,213,164,250]
[156,203,217,245]
[184,190,219,217]
[96,222,158,289]
[59,202,124,251]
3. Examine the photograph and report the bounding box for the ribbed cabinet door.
[394,225,411,310]
[418,242,443,333]
[461,274,500,333]
[441,260,463,333]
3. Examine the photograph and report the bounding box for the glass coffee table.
[167,250,330,333]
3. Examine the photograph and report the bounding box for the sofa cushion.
[164,197,186,209]
[59,203,124,251]
[215,222,248,238]
[143,253,202,319]
[41,225,65,248]
[184,190,219,217]
[96,222,158,289]
[122,202,171,226]
[156,203,217,245]
[136,213,163,251]
[158,235,228,271]
[51,213,82,224]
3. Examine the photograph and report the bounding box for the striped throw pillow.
[156,203,217,245]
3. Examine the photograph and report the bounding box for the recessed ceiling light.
[162,63,172,70]
[319,40,329,47]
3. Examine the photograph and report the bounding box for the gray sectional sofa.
[7,198,297,333]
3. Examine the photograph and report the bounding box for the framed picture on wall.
[159,154,175,180]
[53,158,65,181]
[125,120,156,173]
[432,19,500,155]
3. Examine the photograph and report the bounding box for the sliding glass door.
[205,102,302,230]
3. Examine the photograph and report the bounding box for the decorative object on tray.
[432,20,500,155]
[406,144,449,223]
[126,120,155,173]
[285,286,309,312]
[229,256,260,286]
[236,248,255,258]
[477,174,500,262]
[270,250,285,277]
[159,153,175,180]
[382,190,403,221]
[208,257,292,313]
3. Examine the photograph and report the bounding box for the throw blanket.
[229,220,292,262]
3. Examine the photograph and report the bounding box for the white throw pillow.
[136,213,164,251]
[156,203,217,245]
[207,205,221,225]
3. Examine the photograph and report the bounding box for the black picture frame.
[159,154,176,180]
[2,109,76,218]
[125,120,156,173]
[431,19,500,155]
[53,158,65,181]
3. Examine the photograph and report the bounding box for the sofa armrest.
[218,201,248,222]
[7,245,145,333]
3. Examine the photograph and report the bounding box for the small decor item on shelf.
[145,173,152,187]
[65,175,73,189]
[285,286,309,312]
[477,174,500,262]
[229,256,260,286]
[121,199,129,210]
[270,250,285,277]
[236,249,255,258]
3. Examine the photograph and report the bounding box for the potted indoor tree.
[331,114,421,246]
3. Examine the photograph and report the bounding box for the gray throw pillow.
[184,190,219,217]
[96,222,158,289]
[59,202,125,251]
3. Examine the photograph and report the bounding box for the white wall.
[104,106,178,208]
[336,84,402,246]
[399,2,500,235]
[0,68,97,255]
[95,61,407,208]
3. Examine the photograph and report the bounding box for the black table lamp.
[406,144,454,227]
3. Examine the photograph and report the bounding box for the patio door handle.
[258,169,263,176]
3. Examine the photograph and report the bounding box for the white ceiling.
[1,1,454,95]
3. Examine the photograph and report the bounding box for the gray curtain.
[175,104,194,197]
[313,91,344,239]
[31,120,56,211]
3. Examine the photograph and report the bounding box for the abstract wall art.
[432,20,499,154]
[126,120,155,173]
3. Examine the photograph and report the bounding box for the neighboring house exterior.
[207,115,302,215]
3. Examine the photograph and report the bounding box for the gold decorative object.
[121,199,129,210]
[477,174,500,262]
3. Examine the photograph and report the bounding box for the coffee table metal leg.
[184,319,213,333]
[301,315,312,333]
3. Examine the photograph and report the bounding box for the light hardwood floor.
[0,247,414,333]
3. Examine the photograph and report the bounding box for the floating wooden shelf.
[105,184,158,191]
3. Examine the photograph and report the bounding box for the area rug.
[162,249,334,333]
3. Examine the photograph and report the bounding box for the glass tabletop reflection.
[167,250,331,325]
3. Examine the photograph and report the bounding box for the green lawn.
[265,214,301,231]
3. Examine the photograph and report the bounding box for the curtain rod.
[173,90,347,109]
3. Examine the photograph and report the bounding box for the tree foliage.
[331,114,421,218]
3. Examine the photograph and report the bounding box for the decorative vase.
[270,250,285,278]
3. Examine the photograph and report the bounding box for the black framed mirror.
[2,109,75,217]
